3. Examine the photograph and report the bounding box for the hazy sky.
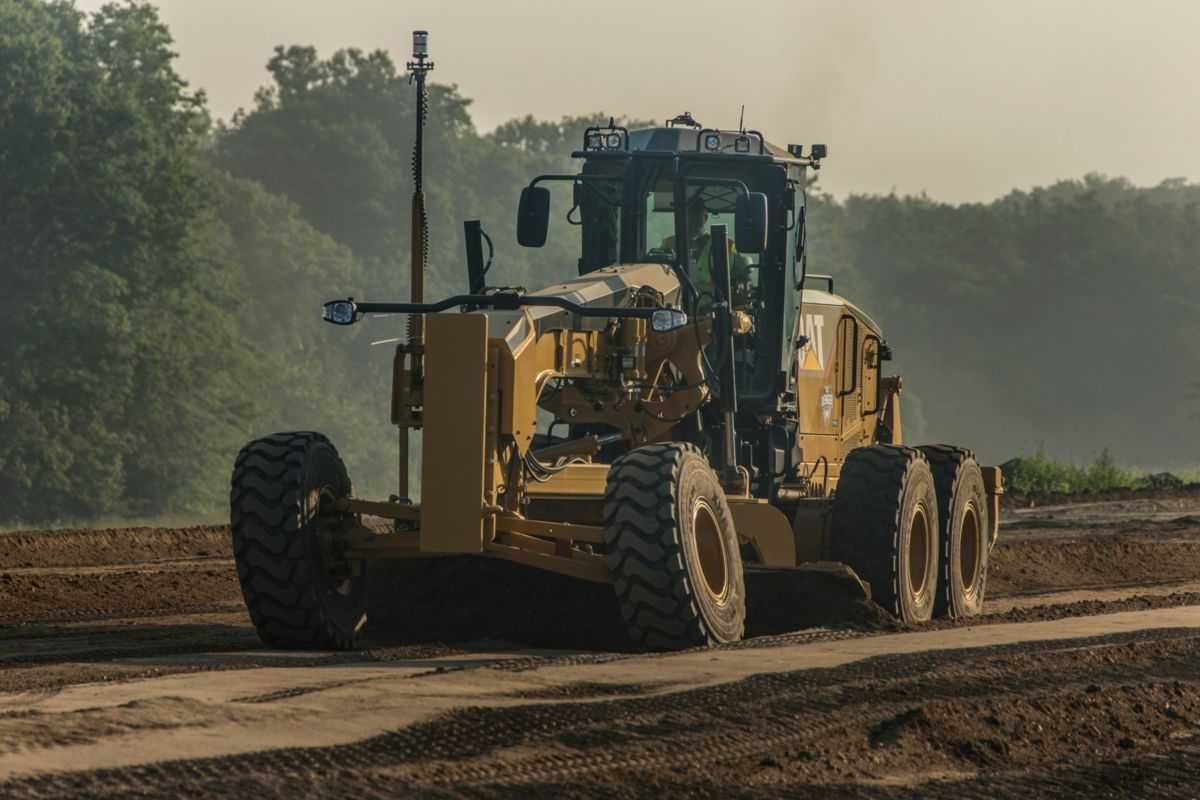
[75,0,1199,202]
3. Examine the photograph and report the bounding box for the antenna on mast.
[738,104,745,133]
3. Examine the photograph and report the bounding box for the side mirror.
[793,206,807,287]
[517,186,551,248]
[735,192,769,254]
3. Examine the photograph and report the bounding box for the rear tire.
[831,445,939,624]
[230,432,365,650]
[603,443,746,650]
[920,445,989,619]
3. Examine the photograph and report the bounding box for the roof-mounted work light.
[582,118,628,151]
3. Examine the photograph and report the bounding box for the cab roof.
[629,127,798,161]
[575,124,813,169]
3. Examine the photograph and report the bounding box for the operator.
[661,195,750,297]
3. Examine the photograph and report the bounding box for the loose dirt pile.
[0,525,229,570]
[1002,481,1200,510]
[0,526,236,623]
[991,519,1200,596]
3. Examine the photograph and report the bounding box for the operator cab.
[516,114,827,415]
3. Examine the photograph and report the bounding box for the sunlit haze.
[72,0,1200,201]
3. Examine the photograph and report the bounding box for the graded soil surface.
[1,490,1198,797]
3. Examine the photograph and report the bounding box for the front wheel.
[603,443,746,650]
[230,431,366,649]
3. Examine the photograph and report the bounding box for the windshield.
[641,182,760,303]
[574,153,791,407]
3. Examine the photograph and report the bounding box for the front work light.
[734,135,751,153]
[323,300,358,325]
[703,133,721,151]
[651,308,689,332]
[605,132,622,149]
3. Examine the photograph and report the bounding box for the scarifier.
[228,32,1003,650]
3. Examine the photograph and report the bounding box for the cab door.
[837,315,863,442]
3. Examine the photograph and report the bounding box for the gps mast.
[396,30,434,502]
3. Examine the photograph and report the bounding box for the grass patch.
[1002,449,1200,494]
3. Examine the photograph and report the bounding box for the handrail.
[325,294,662,324]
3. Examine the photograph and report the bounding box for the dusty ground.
[1,493,1199,797]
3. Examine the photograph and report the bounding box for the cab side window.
[839,316,858,396]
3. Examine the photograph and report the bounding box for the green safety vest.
[693,236,743,286]
[660,234,745,286]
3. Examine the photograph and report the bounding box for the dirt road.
[1,494,1199,797]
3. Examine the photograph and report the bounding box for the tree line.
[1,1,1196,524]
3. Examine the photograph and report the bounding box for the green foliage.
[1001,448,1173,494]
[809,176,1200,466]
[489,113,654,159]
[0,0,219,520]
[1174,467,1200,484]
[0,6,393,523]
[214,52,652,299]
[215,46,469,265]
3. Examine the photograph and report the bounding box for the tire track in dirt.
[0,624,1196,798]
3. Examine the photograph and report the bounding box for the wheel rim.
[692,498,729,602]
[960,502,982,595]
[908,503,932,600]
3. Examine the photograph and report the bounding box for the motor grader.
[229,113,1003,651]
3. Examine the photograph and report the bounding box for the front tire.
[230,432,366,650]
[603,444,746,650]
[831,445,939,624]
[920,445,989,619]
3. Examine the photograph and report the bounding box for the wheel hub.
[960,503,982,593]
[693,499,730,602]
[908,504,932,600]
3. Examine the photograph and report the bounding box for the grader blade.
[744,563,893,636]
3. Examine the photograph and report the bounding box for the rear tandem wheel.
[919,445,989,619]
[831,445,940,624]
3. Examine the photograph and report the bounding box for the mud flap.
[744,562,893,636]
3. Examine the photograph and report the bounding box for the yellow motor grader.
[229,108,1002,650]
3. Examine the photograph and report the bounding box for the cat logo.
[796,313,826,372]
